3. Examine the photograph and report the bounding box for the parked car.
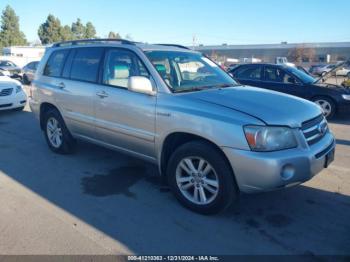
[0,73,27,111]
[309,64,324,75]
[30,39,335,214]
[22,61,39,84]
[335,66,350,77]
[0,60,22,79]
[314,64,336,76]
[0,69,11,77]
[229,63,350,119]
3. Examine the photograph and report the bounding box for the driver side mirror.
[128,76,156,96]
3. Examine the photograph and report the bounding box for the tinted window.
[44,50,69,77]
[265,66,297,84]
[233,65,262,80]
[103,49,150,88]
[70,48,104,83]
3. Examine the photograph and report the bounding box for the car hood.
[0,76,21,87]
[184,86,322,127]
[314,83,349,92]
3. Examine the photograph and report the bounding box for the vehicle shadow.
[329,114,350,125]
[0,110,350,255]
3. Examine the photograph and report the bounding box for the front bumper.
[337,100,350,114]
[222,131,335,193]
[0,90,27,110]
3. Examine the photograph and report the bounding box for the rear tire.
[43,109,76,154]
[22,74,30,85]
[166,141,238,215]
[312,96,336,120]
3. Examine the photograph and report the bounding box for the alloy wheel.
[46,117,63,148]
[314,99,332,118]
[175,157,219,205]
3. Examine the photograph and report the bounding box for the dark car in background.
[229,63,350,119]
[0,60,22,79]
[22,61,39,84]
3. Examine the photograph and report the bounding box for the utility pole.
[192,34,197,50]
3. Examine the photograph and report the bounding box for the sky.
[1,0,350,45]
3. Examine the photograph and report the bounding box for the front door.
[94,48,157,158]
[261,66,307,99]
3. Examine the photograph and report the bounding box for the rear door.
[260,65,307,98]
[231,64,263,87]
[94,48,157,158]
[45,47,104,139]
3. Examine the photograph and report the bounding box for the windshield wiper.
[173,86,213,93]
[173,83,234,93]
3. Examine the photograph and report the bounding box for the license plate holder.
[324,148,335,168]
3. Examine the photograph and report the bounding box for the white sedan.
[0,73,27,111]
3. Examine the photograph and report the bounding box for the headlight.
[16,85,22,93]
[342,94,350,101]
[244,125,297,151]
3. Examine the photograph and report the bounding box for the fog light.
[281,165,295,180]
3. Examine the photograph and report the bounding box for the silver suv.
[30,39,335,214]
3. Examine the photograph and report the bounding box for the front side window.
[265,66,297,84]
[44,50,69,77]
[70,48,104,83]
[233,65,262,80]
[103,49,149,88]
[145,51,236,92]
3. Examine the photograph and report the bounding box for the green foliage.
[60,25,73,41]
[38,16,97,44]
[108,31,121,39]
[85,22,96,39]
[38,15,63,44]
[0,5,27,48]
[71,18,85,40]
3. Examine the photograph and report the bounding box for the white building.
[1,46,46,67]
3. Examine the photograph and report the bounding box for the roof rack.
[155,44,191,50]
[52,38,136,47]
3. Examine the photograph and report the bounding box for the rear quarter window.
[43,50,69,77]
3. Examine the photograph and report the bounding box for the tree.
[85,22,96,38]
[71,18,85,40]
[0,5,27,48]
[108,31,121,39]
[60,25,73,41]
[38,15,63,44]
[288,45,315,64]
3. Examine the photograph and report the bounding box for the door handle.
[57,82,65,89]
[96,91,109,98]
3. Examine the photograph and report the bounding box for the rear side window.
[44,50,69,77]
[70,48,104,83]
[233,65,262,80]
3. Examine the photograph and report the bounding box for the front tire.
[312,96,336,119]
[166,141,238,214]
[22,74,30,85]
[43,109,76,154]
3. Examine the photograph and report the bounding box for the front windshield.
[145,51,237,92]
[286,66,316,84]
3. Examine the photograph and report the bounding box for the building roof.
[194,42,350,51]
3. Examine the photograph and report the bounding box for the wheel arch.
[159,132,236,181]
[311,95,338,113]
[39,102,61,130]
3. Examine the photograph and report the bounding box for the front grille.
[0,88,13,96]
[301,114,328,145]
[0,103,13,108]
